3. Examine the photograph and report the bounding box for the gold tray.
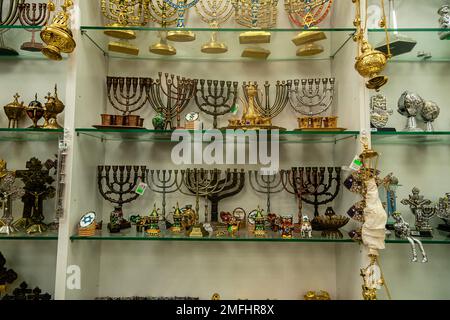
[93,125,146,130]
[294,128,347,132]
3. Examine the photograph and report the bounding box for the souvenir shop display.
[284,0,333,56]
[40,0,76,61]
[400,187,435,237]
[146,204,161,236]
[382,173,398,230]
[18,1,51,52]
[0,160,24,235]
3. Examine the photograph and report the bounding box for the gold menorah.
[195,0,234,54]
[148,0,179,55]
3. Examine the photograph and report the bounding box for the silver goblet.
[397,91,424,132]
[419,100,440,132]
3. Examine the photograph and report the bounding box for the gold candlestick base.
[296,42,324,56]
[292,30,326,46]
[108,41,139,55]
[239,31,271,44]
[166,30,196,42]
[201,41,228,54]
[149,42,177,55]
[104,23,137,40]
[241,47,271,59]
[366,75,388,91]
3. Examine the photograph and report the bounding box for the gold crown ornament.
[40,0,76,61]
[352,0,391,91]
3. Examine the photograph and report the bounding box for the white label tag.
[135,182,148,195]
[349,155,363,171]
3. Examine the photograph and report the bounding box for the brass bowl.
[313,215,349,231]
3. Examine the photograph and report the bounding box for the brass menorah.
[97,165,147,231]
[194,79,239,129]
[146,169,181,222]
[18,2,50,52]
[104,76,151,127]
[296,167,341,217]
[148,72,195,130]
[148,0,178,55]
[0,0,23,56]
[165,0,199,42]
[248,170,284,214]
[195,0,234,53]
[280,168,308,220]
[289,78,335,116]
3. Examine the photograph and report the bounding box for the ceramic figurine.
[300,215,312,238]
[280,215,294,239]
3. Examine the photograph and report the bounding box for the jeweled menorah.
[289,78,335,116]
[97,165,147,230]
[18,2,50,52]
[194,79,239,129]
[295,167,341,217]
[248,170,284,214]
[148,72,195,130]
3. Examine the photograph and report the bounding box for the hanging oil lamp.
[353,0,391,91]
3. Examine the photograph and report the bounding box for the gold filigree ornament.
[352,0,391,91]
[40,0,76,61]
[360,255,391,300]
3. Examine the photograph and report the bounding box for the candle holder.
[248,170,283,215]
[43,85,65,129]
[148,0,178,55]
[0,0,22,56]
[18,2,50,52]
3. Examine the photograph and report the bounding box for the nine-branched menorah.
[242,80,292,122]
[107,76,151,116]
[18,2,50,52]
[148,72,195,130]
[248,170,284,214]
[295,167,341,217]
[194,79,239,129]
[289,78,335,116]
[97,165,147,217]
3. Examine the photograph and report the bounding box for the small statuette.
[280,215,294,239]
[300,215,312,238]
[392,212,427,263]
[400,187,435,237]
[171,203,183,233]
[253,206,266,237]
[146,204,161,237]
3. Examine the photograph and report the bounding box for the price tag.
[135,182,148,195]
[349,155,363,171]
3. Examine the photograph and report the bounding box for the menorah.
[194,79,239,129]
[0,0,23,56]
[148,0,178,55]
[101,0,150,55]
[165,0,199,42]
[177,168,231,222]
[284,0,333,56]
[195,0,234,54]
[242,80,291,129]
[18,2,50,52]
[97,165,147,232]
[100,76,151,128]
[148,72,195,130]
[248,170,284,214]
[146,169,181,223]
[295,167,341,218]
[233,0,278,58]
[280,168,307,220]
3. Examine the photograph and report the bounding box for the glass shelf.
[70,228,450,244]
[76,128,359,144]
[0,231,58,240]
[0,128,63,142]
[0,25,65,60]
[368,28,450,62]
[80,26,355,62]
[372,131,450,145]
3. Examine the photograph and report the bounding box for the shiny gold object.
[148,0,178,55]
[165,0,197,42]
[40,0,76,61]
[241,47,270,59]
[43,84,65,129]
[166,30,196,42]
[211,293,220,300]
[3,93,25,128]
[353,0,391,91]
[296,41,324,57]
[360,255,391,300]
[108,41,140,56]
[304,290,331,300]
[239,30,271,44]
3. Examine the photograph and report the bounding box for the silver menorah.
[146,169,181,222]
[289,78,335,116]
[248,170,284,214]
[148,72,195,130]
[194,79,239,129]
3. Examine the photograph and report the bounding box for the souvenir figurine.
[397,91,424,132]
[14,158,55,234]
[266,213,280,232]
[226,214,240,237]
[370,94,394,131]
[146,204,161,237]
[171,203,183,233]
[300,215,312,238]
[392,212,427,263]
[253,206,266,237]
[280,215,294,239]
[26,94,45,128]
[401,187,435,237]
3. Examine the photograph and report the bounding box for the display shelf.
[80,26,355,62]
[368,28,450,62]
[0,25,65,60]
[372,131,450,145]
[76,128,359,144]
[70,228,450,244]
[0,128,63,142]
[0,231,58,240]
